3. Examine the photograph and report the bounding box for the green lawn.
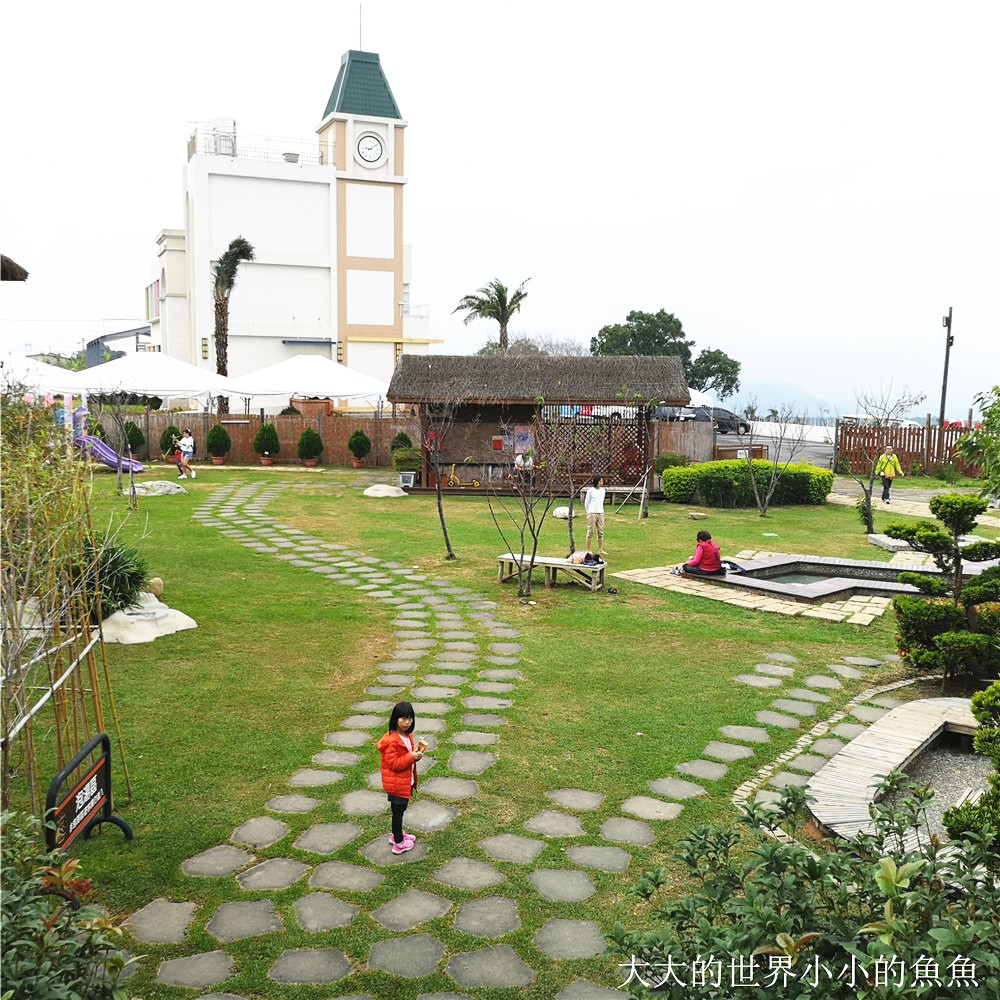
[11,467,931,999]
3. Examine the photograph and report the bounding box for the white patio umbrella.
[1,354,81,395]
[73,352,241,401]
[227,354,390,401]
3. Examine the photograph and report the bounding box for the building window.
[336,341,344,364]
[145,280,160,320]
[201,338,209,359]
[394,342,404,365]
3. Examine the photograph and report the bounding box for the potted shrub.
[391,446,422,486]
[206,424,232,465]
[297,427,324,467]
[159,423,181,462]
[348,429,372,469]
[253,423,280,466]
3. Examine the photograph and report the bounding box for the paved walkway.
[827,486,1000,530]
[118,476,901,998]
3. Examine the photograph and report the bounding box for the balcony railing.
[187,125,328,166]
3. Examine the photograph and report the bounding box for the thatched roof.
[1,255,29,281]
[388,355,689,406]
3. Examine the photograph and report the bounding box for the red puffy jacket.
[377,731,418,798]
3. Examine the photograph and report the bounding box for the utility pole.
[938,306,953,428]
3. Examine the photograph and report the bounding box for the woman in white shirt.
[583,475,606,556]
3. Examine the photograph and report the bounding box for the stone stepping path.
[123,479,903,997]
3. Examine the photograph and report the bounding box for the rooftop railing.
[187,125,328,167]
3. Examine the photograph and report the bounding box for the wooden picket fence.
[835,422,978,476]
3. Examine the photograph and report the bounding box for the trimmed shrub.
[297,427,324,461]
[123,420,144,453]
[348,429,372,460]
[205,424,231,458]
[159,423,181,454]
[660,460,834,507]
[391,431,413,451]
[653,453,690,474]
[253,423,280,456]
[891,594,966,660]
[933,461,958,483]
[391,447,422,473]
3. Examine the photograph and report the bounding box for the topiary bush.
[123,420,144,453]
[253,423,280,457]
[653,453,690,474]
[205,424,232,458]
[661,460,833,507]
[1,811,130,999]
[297,427,324,461]
[391,431,413,451]
[348,429,372,461]
[391,447,422,473]
[159,423,181,455]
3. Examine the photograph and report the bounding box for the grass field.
[10,465,934,999]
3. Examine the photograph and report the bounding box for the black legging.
[389,795,409,843]
[681,564,726,576]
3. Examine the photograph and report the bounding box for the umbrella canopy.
[228,354,390,400]
[1,354,81,394]
[73,352,241,400]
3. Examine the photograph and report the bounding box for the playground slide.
[75,436,144,473]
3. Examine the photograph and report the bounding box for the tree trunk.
[433,454,456,560]
[499,321,508,357]
[215,297,230,415]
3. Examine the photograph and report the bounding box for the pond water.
[768,572,831,585]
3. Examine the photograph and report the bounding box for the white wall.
[346,183,394,258]
[346,269,394,326]
[348,340,393,379]
[228,263,332,324]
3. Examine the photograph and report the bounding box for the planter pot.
[352,459,365,469]
[260,457,274,466]
[211,456,225,465]
[303,458,319,468]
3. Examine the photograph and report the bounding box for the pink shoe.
[391,838,414,855]
[387,831,416,846]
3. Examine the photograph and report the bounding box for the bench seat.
[497,553,605,591]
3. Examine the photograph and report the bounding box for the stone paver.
[547,787,606,810]
[268,948,351,984]
[293,822,363,854]
[340,789,389,814]
[125,898,196,944]
[434,857,506,890]
[310,860,384,892]
[786,688,831,703]
[557,980,626,999]
[462,696,512,710]
[288,768,344,786]
[787,753,830,774]
[369,934,445,979]
[704,740,755,761]
[359,837,430,867]
[842,656,883,666]
[324,731,371,747]
[461,713,506,727]
[600,817,655,846]
[825,663,864,679]
[530,868,597,901]
[647,776,706,799]
[236,857,308,891]
[340,714,386,728]
[294,893,358,931]
[756,710,801,729]
[771,771,811,789]
[720,725,770,743]
[812,737,847,756]
[404,799,460,833]
[231,816,289,849]
[158,951,235,988]
[373,889,453,931]
[446,944,534,988]
[676,759,728,780]
[451,730,498,745]
[771,698,818,716]
[567,845,631,872]
[423,776,480,800]
[182,845,255,878]
[852,705,889,722]
[524,809,586,837]
[449,750,498,774]
[754,663,795,677]
[622,795,684,820]
[454,897,520,937]
[311,749,363,766]
[534,919,606,958]
[478,834,546,864]
[805,674,842,689]
[832,722,868,739]
[735,673,783,688]
[207,900,284,941]
[764,652,799,663]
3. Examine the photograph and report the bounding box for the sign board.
[45,733,133,852]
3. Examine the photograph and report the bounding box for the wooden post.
[924,413,931,474]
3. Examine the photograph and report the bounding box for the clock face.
[357,134,383,163]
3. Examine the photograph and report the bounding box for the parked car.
[709,407,751,434]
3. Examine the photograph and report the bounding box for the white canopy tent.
[72,352,241,402]
[227,354,390,405]
[687,388,715,408]
[1,354,81,395]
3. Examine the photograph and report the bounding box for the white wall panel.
[345,183,394,258]
[229,264,331,323]
[346,269,394,325]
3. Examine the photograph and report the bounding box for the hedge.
[660,460,834,507]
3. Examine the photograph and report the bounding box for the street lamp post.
[938,306,954,429]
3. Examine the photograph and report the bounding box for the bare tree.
[841,384,927,533]
[734,398,808,517]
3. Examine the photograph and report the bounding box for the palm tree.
[212,236,255,414]
[453,278,530,357]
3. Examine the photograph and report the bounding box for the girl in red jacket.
[377,701,426,854]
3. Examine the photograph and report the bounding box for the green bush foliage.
[856,492,872,527]
[391,447,422,473]
[123,421,144,452]
[891,595,966,660]
[205,424,232,457]
[608,777,1000,999]
[653,453,690,474]
[279,404,300,415]
[80,533,149,623]
[252,423,280,456]
[391,431,413,451]
[933,461,958,483]
[661,460,833,507]
[159,423,181,454]
[297,427,324,461]
[1,811,129,999]
[89,421,107,441]
[348,429,372,460]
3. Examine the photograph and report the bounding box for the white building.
[145,50,437,387]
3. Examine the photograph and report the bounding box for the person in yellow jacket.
[875,445,904,502]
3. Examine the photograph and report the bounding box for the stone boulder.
[147,577,164,597]
[133,480,188,496]
[552,506,571,520]
[363,485,408,498]
[101,592,197,645]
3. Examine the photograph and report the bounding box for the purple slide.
[75,436,144,473]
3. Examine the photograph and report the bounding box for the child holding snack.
[377,701,426,854]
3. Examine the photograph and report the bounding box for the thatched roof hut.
[387,355,689,406]
[1,255,29,281]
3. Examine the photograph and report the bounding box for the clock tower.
[317,51,410,378]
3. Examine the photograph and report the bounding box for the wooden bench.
[497,553,605,591]
[807,697,977,840]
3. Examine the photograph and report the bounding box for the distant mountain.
[715,379,849,419]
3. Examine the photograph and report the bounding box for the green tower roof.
[322,50,401,120]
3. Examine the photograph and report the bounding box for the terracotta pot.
[303,458,319,467]
[352,459,365,469]
[260,457,274,466]
[211,456,225,465]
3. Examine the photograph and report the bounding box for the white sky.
[2,0,997,416]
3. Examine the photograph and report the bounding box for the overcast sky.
[2,1,997,416]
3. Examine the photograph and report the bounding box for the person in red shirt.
[377,701,426,854]
[680,530,726,576]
